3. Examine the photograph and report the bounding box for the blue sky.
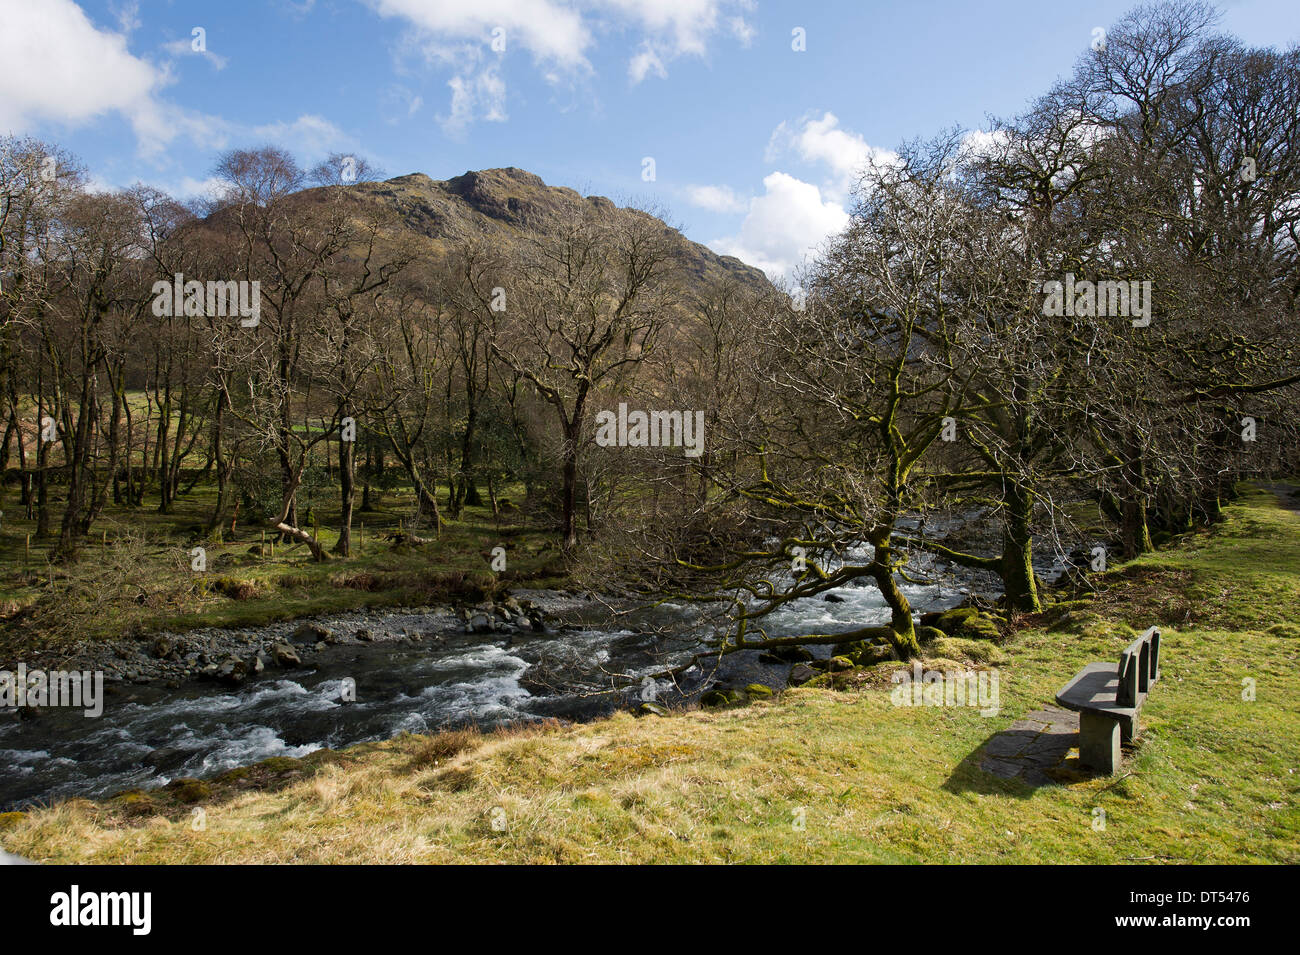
[3,0,1298,279]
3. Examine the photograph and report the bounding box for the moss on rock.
[700,689,745,708]
[933,607,1002,641]
[929,636,1007,665]
[167,778,211,804]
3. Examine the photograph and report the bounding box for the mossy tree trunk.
[1001,483,1042,612]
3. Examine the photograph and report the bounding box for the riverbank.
[3,484,1296,863]
[0,488,569,665]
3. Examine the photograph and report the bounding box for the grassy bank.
[2,486,1297,863]
[0,481,568,658]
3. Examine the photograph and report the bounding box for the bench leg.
[1078,711,1121,774]
[1117,712,1137,743]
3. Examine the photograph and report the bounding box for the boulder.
[788,663,817,686]
[271,642,302,667]
[858,644,896,666]
[216,657,248,685]
[916,625,946,644]
[931,607,1001,641]
[832,625,895,660]
[700,688,744,708]
[292,622,333,644]
[745,683,774,698]
[638,702,669,717]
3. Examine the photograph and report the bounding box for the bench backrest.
[1117,626,1161,707]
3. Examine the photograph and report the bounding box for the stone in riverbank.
[788,663,817,686]
[216,657,249,685]
[758,646,814,664]
[292,622,334,644]
[924,607,1002,641]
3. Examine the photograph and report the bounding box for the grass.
[1,485,1297,863]
[0,478,568,657]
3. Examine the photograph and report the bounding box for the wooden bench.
[1054,627,1161,774]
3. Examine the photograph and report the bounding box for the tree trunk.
[335,429,354,556]
[1000,484,1041,612]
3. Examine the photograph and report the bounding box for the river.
[1,539,1036,809]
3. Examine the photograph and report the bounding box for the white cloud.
[628,46,667,83]
[712,172,849,280]
[445,66,508,132]
[367,0,755,125]
[0,0,273,160]
[601,0,755,83]
[249,115,354,156]
[162,36,230,71]
[728,15,756,46]
[684,183,746,214]
[767,111,897,198]
[367,0,591,133]
[111,0,141,35]
[369,0,592,68]
[958,127,1015,164]
[0,0,162,135]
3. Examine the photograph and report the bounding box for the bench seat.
[1056,663,1139,734]
[1054,627,1161,774]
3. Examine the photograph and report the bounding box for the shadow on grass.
[943,726,1096,798]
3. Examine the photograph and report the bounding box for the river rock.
[216,657,248,685]
[292,622,333,644]
[788,663,817,686]
[700,688,744,708]
[858,644,896,666]
[930,607,1001,641]
[759,646,814,664]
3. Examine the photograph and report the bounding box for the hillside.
[4,484,1296,864]
[328,166,769,289]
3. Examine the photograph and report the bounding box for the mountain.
[336,166,770,290]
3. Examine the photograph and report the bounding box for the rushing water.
[0,561,981,810]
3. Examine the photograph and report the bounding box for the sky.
[2,0,1298,281]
